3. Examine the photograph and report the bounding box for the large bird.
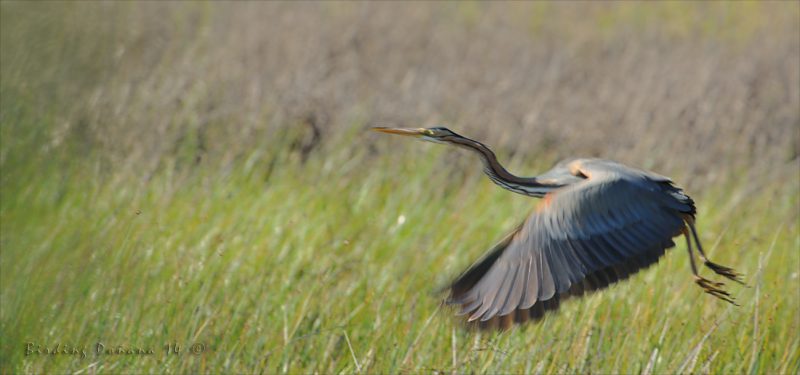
[373,126,743,330]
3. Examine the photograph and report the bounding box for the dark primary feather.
[448,159,696,330]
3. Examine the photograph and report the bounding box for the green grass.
[1,2,799,373]
[2,138,798,373]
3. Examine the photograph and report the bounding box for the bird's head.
[371,126,462,144]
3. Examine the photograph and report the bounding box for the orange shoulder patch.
[537,193,555,212]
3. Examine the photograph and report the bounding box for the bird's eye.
[424,129,435,136]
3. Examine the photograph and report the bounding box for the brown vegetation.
[2,2,798,183]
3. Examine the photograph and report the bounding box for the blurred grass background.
[1,1,798,373]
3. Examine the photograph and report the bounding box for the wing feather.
[519,255,536,309]
[448,160,695,328]
[544,241,573,293]
[501,261,527,315]
[537,247,556,300]
[521,253,540,309]
[483,263,517,320]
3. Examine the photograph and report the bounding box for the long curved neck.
[448,137,558,197]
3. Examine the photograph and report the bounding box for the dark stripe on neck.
[447,136,557,197]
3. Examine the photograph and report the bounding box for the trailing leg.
[684,229,738,305]
[686,219,745,285]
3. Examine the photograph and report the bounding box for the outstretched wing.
[448,162,695,330]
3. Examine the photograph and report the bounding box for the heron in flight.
[373,126,743,330]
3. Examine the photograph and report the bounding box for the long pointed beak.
[371,127,425,137]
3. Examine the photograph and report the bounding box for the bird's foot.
[703,260,745,285]
[694,276,738,306]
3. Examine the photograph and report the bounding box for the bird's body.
[450,158,697,329]
[373,127,742,330]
